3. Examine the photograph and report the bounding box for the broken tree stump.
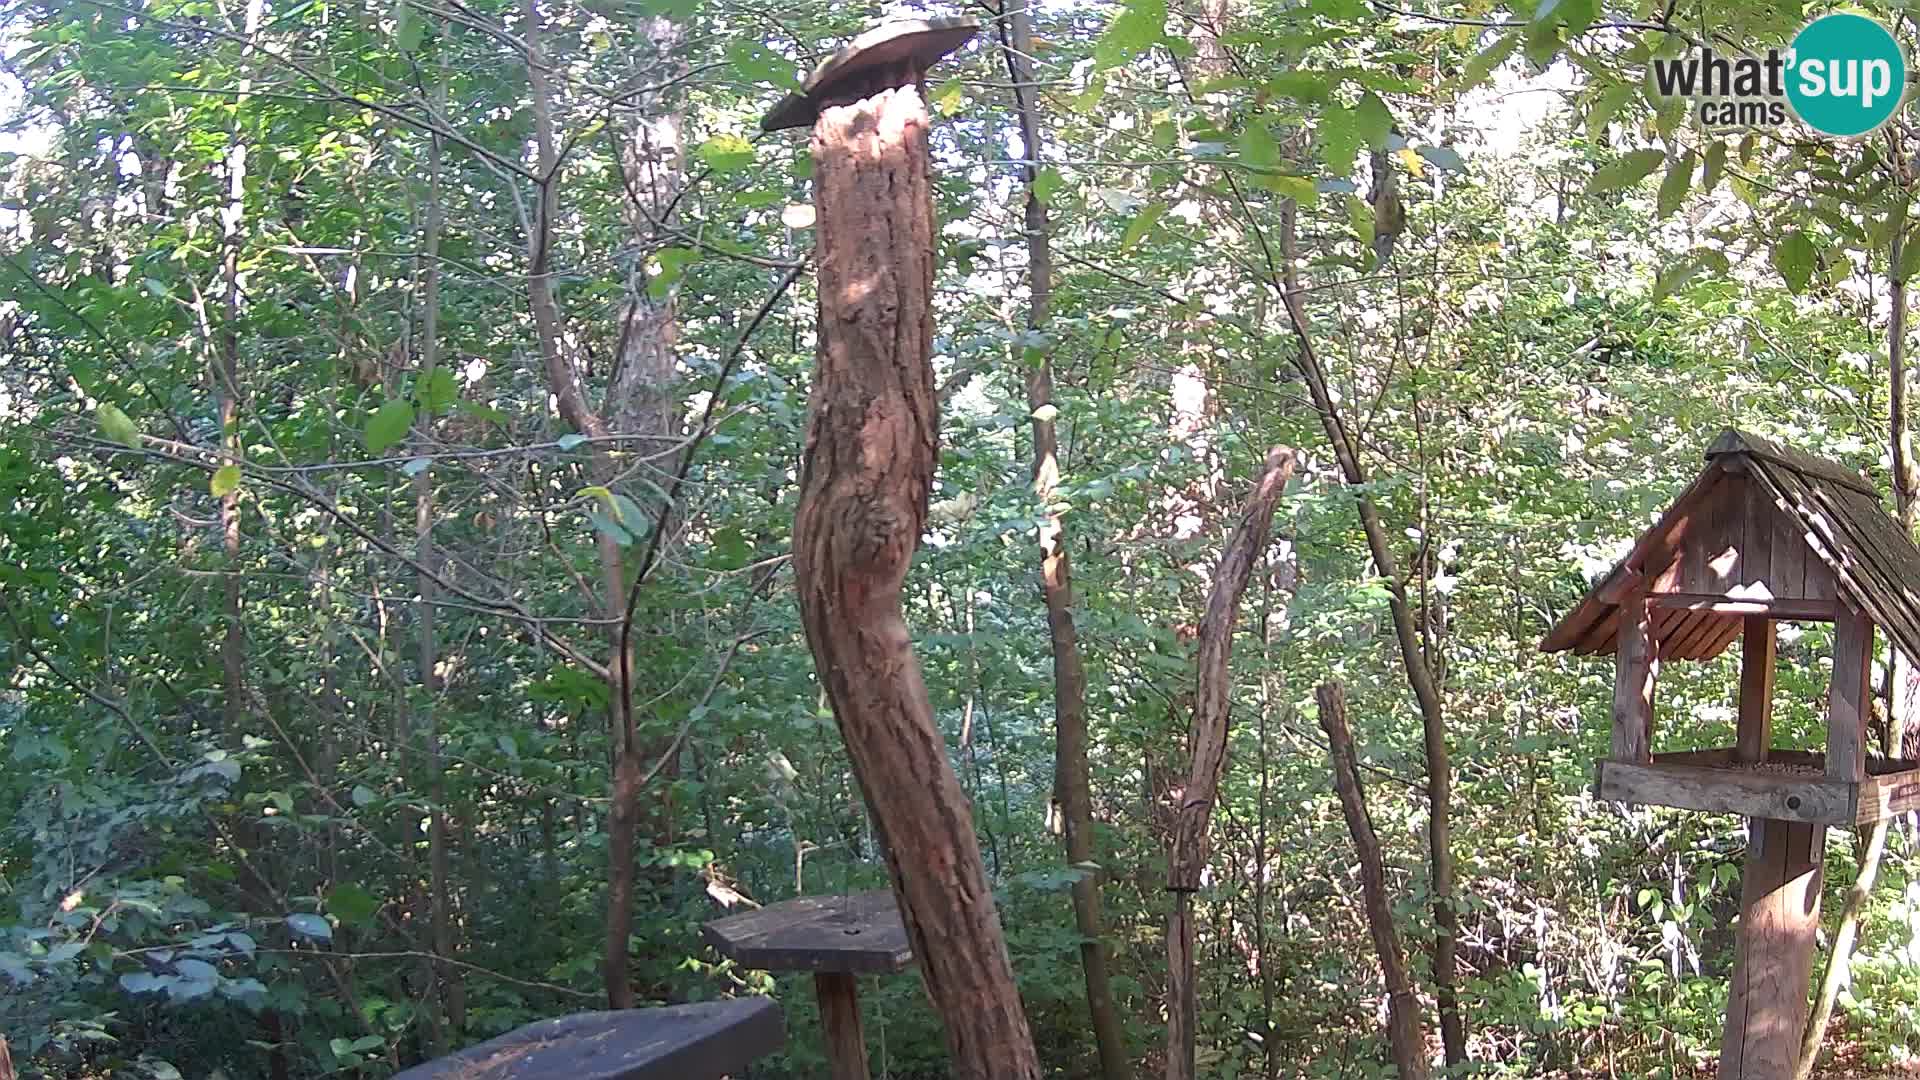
[773,16,1042,1080]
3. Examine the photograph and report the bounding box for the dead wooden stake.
[1318,681,1431,1080]
[775,18,1041,1080]
[1164,446,1298,1080]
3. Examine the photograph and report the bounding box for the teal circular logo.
[1786,13,1907,137]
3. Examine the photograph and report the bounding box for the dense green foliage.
[8,0,1920,1076]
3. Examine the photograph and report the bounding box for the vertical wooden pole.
[1720,818,1825,1078]
[814,973,870,1080]
[1736,615,1775,764]
[1611,592,1657,761]
[1828,604,1873,782]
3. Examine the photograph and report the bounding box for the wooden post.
[1736,615,1774,764]
[815,973,870,1080]
[1318,682,1431,1080]
[1611,592,1657,761]
[1828,604,1873,782]
[1720,818,1825,1079]
[775,20,1042,1080]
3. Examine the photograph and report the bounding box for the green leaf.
[1120,202,1166,251]
[1655,150,1694,219]
[419,367,456,414]
[1238,122,1279,171]
[1772,231,1817,294]
[1032,167,1065,204]
[1095,0,1166,69]
[1585,148,1664,194]
[1900,229,1920,283]
[650,246,698,300]
[96,402,141,449]
[326,883,380,928]
[1586,84,1636,143]
[285,913,332,942]
[1316,103,1362,173]
[1354,92,1393,151]
[725,39,799,89]
[930,78,965,116]
[210,464,241,498]
[1346,193,1375,246]
[1460,30,1520,92]
[695,135,753,174]
[1699,141,1727,192]
[395,0,423,52]
[364,399,414,454]
[1260,174,1320,206]
[350,784,376,807]
[556,433,589,451]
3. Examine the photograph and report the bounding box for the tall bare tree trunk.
[993,7,1126,1077]
[793,83,1041,1080]
[522,0,687,1010]
[1318,682,1431,1080]
[1165,448,1297,1080]
[415,37,462,1045]
[1277,205,1466,1067]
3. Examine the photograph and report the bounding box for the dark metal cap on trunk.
[761,17,980,132]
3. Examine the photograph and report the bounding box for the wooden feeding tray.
[390,998,782,1080]
[1597,747,1920,826]
[704,891,912,1080]
[702,889,912,974]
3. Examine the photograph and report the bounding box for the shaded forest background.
[6,0,1920,1075]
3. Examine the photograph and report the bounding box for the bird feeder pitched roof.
[1541,428,1920,663]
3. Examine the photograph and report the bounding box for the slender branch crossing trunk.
[1165,447,1297,1080]
[1318,682,1431,1080]
[1278,207,1465,1067]
[793,81,1042,1080]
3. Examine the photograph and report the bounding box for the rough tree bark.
[792,83,1042,1080]
[993,6,1126,1076]
[1164,447,1298,1080]
[1318,681,1431,1080]
[1277,205,1466,1067]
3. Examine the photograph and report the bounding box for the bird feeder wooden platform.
[1542,427,1920,1078]
[390,998,783,1080]
[704,891,912,1080]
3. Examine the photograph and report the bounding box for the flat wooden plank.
[1611,594,1657,762]
[1737,616,1774,763]
[1856,765,1920,823]
[1648,594,1835,620]
[1720,818,1824,1080]
[1743,492,1774,597]
[392,1000,784,1080]
[703,891,913,974]
[1595,759,1851,824]
[1828,604,1872,783]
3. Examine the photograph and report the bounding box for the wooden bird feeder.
[1542,427,1920,1077]
[390,998,783,1080]
[704,891,913,1080]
